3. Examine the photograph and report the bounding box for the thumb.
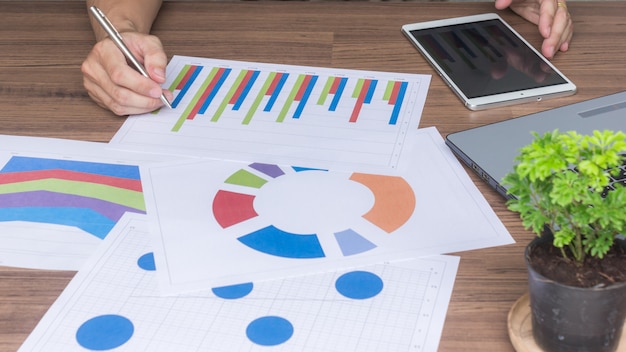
[137,35,168,84]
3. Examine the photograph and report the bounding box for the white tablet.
[402,13,576,110]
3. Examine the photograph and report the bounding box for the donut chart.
[212,162,416,258]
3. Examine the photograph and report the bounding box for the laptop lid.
[445,90,626,199]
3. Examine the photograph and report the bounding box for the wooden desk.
[0,1,624,350]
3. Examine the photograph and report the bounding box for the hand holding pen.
[82,5,173,116]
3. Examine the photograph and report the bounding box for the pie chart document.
[142,127,513,294]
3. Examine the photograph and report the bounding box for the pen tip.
[161,95,173,109]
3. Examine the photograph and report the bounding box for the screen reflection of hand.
[491,45,552,82]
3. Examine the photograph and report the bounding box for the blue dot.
[246,316,293,346]
[137,252,156,271]
[212,282,254,299]
[335,271,384,299]
[76,314,134,350]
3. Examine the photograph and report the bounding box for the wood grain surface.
[0,1,624,351]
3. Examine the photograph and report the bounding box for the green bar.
[277,74,305,123]
[212,69,248,122]
[317,76,335,105]
[352,78,365,98]
[0,180,145,211]
[242,72,276,125]
[156,65,194,115]
[169,64,193,91]
[383,80,395,101]
[171,67,220,132]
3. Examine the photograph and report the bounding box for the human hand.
[495,0,573,59]
[81,31,172,116]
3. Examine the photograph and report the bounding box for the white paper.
[142,127,513,294]
[19,213,459,352]
[0,135,174,270]
[109,56,431,173]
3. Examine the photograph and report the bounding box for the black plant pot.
[526,237,626,352]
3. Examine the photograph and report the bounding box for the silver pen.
[89,6,172,109]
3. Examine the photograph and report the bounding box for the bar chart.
[112,56,431,172]
[167,64,410,130]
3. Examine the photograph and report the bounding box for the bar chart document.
[110,56,431,172]
[142,127,513,294]
[19,213,459,352]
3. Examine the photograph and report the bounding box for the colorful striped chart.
[0,156,145,239]
[111,56,431,172]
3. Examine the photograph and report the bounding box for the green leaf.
[502,128,626,263]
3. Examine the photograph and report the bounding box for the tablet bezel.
[401,13,576,110]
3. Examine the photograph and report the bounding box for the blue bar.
[364,79,377,104]
[293,75,318,119]
[233,70,260,111]
[1,156,141,179]
[264,73,289,111]
[389,81,407,125]
[172,66,203,108]
[199,68,232,114]
[328,77,347,112]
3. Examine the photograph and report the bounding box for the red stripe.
[329,76,341,94]
[349,79,371,123]
[266,72,283,96]
[0,169,143,192]
[388,81,401,105]
[176,65,198,90]
[295,75,312,101]
[229,70,255,104]
[187,67,227,120]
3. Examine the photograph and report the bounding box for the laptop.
[445,90,626,199]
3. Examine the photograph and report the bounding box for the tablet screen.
[407,19,567,99]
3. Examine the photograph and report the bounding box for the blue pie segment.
[238,225,325,258]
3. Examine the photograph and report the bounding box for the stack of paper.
[6,56,513,351]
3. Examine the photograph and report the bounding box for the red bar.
[349,79,371,123]
[388,81,401,105]
[266,72,284,96]
[0,169,143,192]
[294,75,312,101]
[186,67,227,120]
[176,65,198,90]
[329,76,342,94]
[229,70,255,105]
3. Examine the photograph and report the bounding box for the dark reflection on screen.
[411,19,566,99]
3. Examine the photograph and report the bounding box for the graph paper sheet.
[0,135,173,270]
[19,213,459,352]
[109,56,431,173]
[142,127,513,294]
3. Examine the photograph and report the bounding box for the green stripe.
[317,76,335,105]
[0,180,145,211]
[212,69,249,122]
[172,67,220,132]
[383,80,395,101]
[243,72,276,125]
[277,74,305,122]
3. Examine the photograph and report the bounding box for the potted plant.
[502,129,626,352]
